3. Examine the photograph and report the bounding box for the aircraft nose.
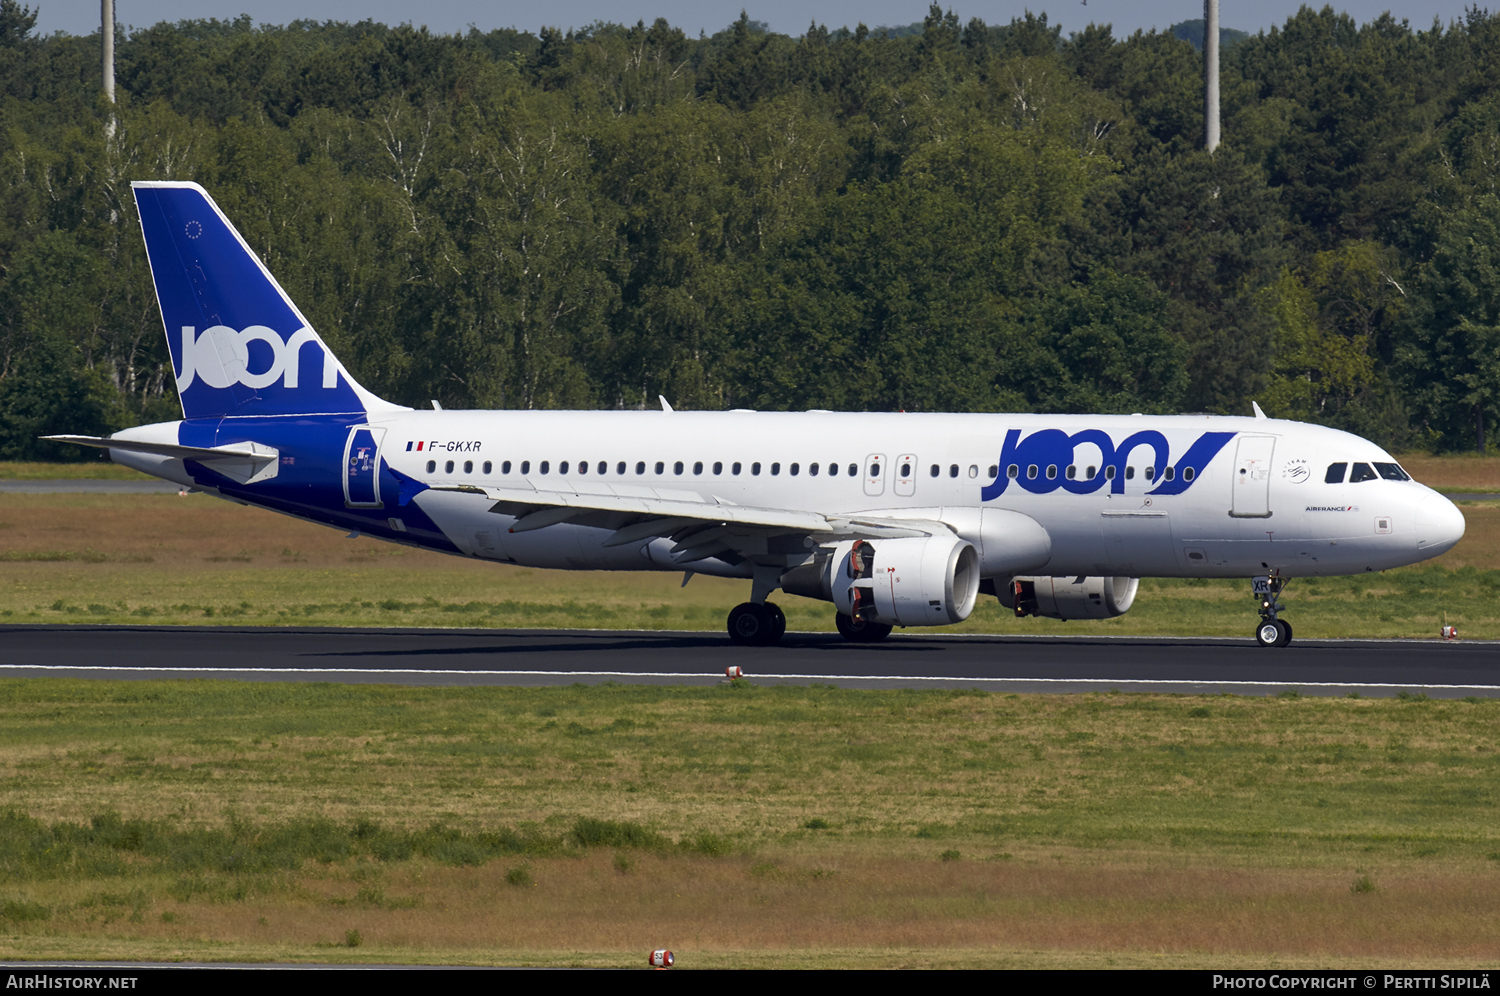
[1414,493,1466,557]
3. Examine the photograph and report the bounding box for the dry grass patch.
[1397,453,1500,491]
[5,852,1500,963]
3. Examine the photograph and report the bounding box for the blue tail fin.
[133,181,393,420]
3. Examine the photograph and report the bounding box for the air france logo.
[982,428,1236,500]
[175,325,337,392]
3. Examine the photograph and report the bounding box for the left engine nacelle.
[782,535,981,627]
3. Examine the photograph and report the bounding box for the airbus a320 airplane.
[51,183,1467,648]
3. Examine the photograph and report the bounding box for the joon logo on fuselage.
[174,324,334,392]
[981,428,1235,501]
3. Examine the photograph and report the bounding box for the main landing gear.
[1253,574,1293,647]
[727,601,786,646]
[835,611,892,643]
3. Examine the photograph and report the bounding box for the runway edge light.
[649,949,674,969]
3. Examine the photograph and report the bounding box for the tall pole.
[102,0,116,140]
[1206,0,1218,151]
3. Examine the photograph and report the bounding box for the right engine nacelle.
[782,535,981,627]
[998,575,1139,620]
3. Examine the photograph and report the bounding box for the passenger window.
[1027,465,1038,479]
[1125,466,1135,480]
[949,464,959,478]
[1374,462,1410,481]
[673,461,684,475]
[501,460,511,474]
[635,461,645,475]
[900,462,911,477]
[484,461,493,474]
[733,462,742,475]
[615,461,625,474]
[598,461,607,474]
[809,463,819,476]
[655,461,665,475]
[426,460,435,473]
[464,460,473,473]
[771,462,781,476]
[1046,465,1057,480]
[752,462,761,476]
[1087,465,1096,479]
[1007,465,1019,479]
[559,461,569,474]
[577,461,587,475]
[848,463,858,477]
[827,462,838,476]
[1183,467,1195,481]
[988,465,998,479]
[1164,466,1174,481]
[1350,462,1377,483]
[521,460,531,474]
[1325,462,1347,484]
[968,465,978,478]
[539,461,549,474]
[446,460,455,473]
[1144,466,1155,481]
[693,461,703,475]
[790,463,799,476]
[1066,465,1076,480]
[1105,466,1116,480]
[930,464,940,477]
[713,462,722,475]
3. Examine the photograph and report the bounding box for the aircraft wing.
[426,483,947,564]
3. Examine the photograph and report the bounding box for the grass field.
[3,491,1500,637]
[0,679,1497,967]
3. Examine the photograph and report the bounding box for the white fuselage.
[337,409,1464,581]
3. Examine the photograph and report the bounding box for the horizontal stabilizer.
[43,435,280,486]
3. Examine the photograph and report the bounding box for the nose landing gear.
[1253,574,1293,647]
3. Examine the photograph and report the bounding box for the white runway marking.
[2,662,1494,693]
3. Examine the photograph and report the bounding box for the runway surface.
[2,624,1497,697]
[0,478,183,494]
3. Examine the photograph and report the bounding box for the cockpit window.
[1325,462,1347,484]
[1373,462,1411,481]
[1349,462,1377,483]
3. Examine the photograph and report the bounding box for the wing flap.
[426,484,942,545]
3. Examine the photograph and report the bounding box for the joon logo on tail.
[982,428,1235,500]
[175,324,334,392]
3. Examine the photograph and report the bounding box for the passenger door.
[1230,435,1275,518]
[343,426,385,508]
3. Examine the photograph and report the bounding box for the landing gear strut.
[727,601,786,646]
[1253,574,1293,647]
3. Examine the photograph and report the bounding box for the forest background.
[2,2,1499,459]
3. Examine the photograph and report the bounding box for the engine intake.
[781,535,981,627]
[999,575,1139,620]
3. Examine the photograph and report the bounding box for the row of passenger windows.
[424,459,871,477]
[1326,461,1411,483]
[418,455,1188,485]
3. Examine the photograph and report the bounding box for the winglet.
[1252,401,1267,419]
[659,395,674,413]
